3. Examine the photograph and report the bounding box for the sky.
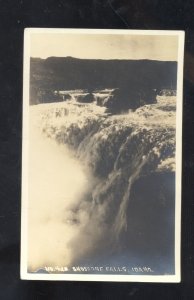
[30,32,179,61]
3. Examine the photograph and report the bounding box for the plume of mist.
[27,96,176,271]
[28,123,99,271]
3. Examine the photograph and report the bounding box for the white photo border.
[21,28,185,282]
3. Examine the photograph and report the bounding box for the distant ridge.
[30,56,177,105]
[31,56,177,62]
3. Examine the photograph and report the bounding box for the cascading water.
[28,95,176,274]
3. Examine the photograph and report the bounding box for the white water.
[27,97,176,271]
[28,118,91,271]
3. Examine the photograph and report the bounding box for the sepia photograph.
[21,29,184,282]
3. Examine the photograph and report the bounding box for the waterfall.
[28,96,176,271]
[113,154,148,238]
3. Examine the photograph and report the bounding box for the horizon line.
[30,56,177,62]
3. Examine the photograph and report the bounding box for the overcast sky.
[30,32,178,61]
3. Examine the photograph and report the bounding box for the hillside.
[30,57,177,107]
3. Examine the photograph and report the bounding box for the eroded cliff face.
[28,95,176,273]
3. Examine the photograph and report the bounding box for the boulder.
[76,93,95,103]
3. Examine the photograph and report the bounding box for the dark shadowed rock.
[104,88,157,113]
[76,93,95,103]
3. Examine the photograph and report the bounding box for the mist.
[28,120,95,271]
[26,96,176,274]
